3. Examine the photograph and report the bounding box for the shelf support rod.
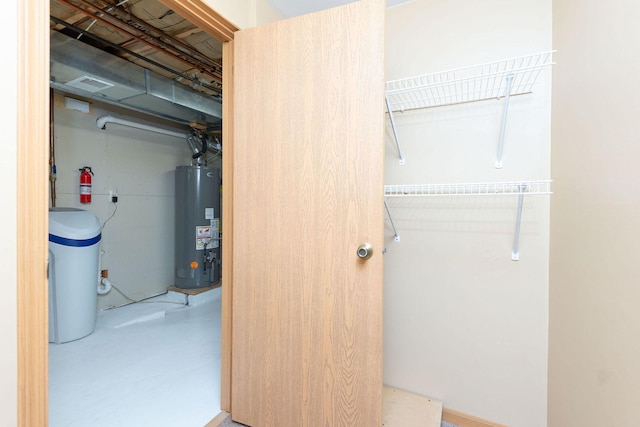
[511,185,527,261]
[495,73,515,169]
[384,198,400,242]
[385,94,405,165]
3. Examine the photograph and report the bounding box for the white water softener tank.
[48,208,101,344]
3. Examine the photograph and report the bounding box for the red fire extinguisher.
[79,166,93,204]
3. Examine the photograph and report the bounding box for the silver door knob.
[357,243,373,260]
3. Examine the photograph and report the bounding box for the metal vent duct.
[49,30,222,128]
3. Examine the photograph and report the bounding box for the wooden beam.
[50,11,87,30]
[174,27,205,39]
[67,11,89,24]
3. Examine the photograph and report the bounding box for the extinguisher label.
[80,185,91,195]
[195,226,212,250]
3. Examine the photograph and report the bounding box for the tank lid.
[49,208,101,240]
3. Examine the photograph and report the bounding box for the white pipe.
[96,115,188,139]
[98,277,113,295]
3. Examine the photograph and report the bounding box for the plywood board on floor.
[383,386,442,427]
[167,285,222,307]
[168,282,220,295]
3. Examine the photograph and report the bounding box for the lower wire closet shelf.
[383,179,552,260]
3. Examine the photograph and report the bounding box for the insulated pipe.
[96,115,188,139]
[98,277,113,295]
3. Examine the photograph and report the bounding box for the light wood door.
[231,1,385,425]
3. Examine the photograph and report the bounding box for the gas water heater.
[174,165,221,289]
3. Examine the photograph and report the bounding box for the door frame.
[17,0,237,424]
[157,2,238,413]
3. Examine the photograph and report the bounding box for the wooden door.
[231,1,386,425]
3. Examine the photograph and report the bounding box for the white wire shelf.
[384,180,552,197]
[383,180,551,260]
[385,51,555,112]
[384,51,555,166]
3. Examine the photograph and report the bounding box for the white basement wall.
[50,0,278,311]
[383,1,551,426]
[52,96,199,309]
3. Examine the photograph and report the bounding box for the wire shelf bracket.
[383,180,552,260]
[385,94,405,165]
[385,51,555,167]
[384,197,400,241]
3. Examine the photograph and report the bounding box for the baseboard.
[204,411,231,427]
[442,408,507,427]
[207,406,505,427]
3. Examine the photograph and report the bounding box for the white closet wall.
[202,0,280,29]
[383,1,551,426]
[549,1,640,425]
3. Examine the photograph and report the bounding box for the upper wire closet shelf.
[385,51,555,112]
[384,50,555,166]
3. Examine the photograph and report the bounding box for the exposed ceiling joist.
[50,0,223,97]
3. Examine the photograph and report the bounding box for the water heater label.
[195,226,212,250]
[205,208,214,220]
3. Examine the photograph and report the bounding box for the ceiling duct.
[49,30,222,129]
